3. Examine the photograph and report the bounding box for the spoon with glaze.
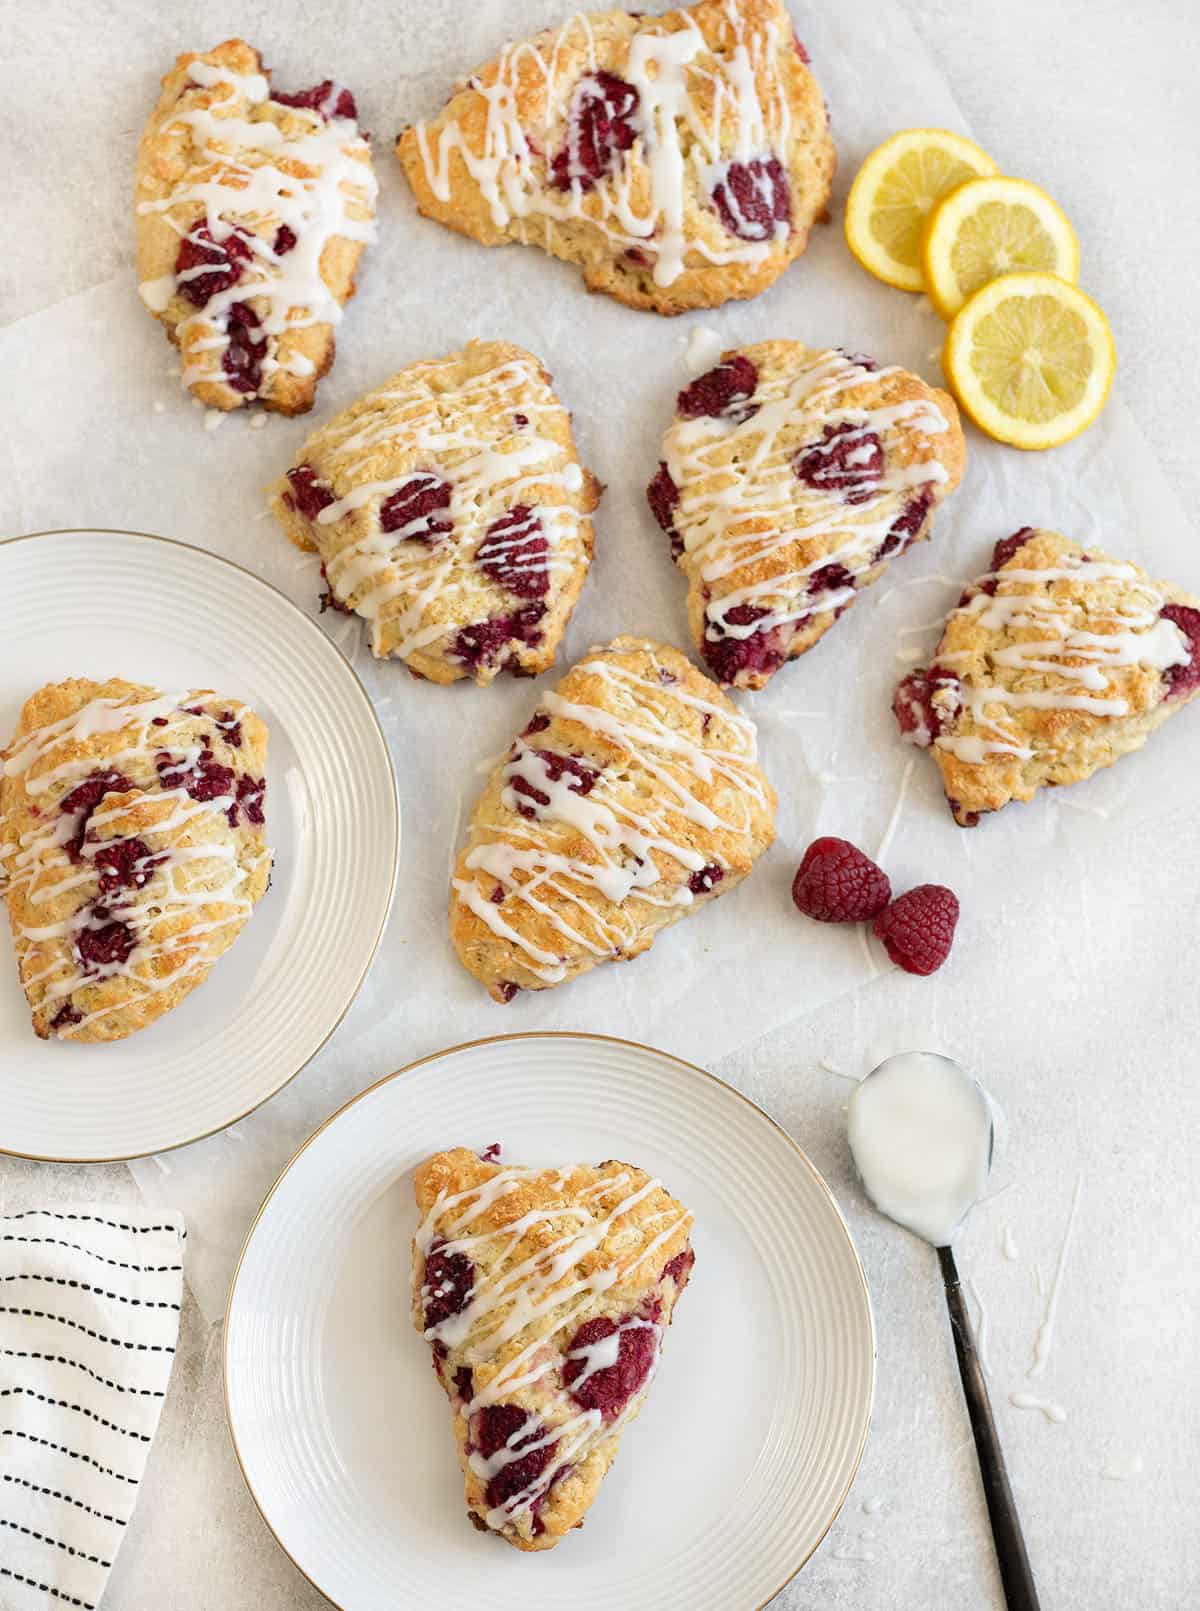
[848,1051,1039,1611]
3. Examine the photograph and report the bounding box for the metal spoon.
[848,1052,1040,1611]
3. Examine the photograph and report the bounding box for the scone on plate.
[397,0,834,315]
[0,679,271,1041]
[450,636,776,999]
[648,342,966,689]
[413,1147,694,1550]
[270,340,601,684]
[135,38,376,414]
[894,527,1200,824]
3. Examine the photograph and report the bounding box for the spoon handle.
[937,1244,1041,1611]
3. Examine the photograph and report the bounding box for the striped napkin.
[0,1208,185,1611]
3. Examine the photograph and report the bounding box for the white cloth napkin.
[0,1208,184,1611]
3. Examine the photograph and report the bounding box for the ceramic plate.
[225,1033,875,1610]
[0,529,399,1160]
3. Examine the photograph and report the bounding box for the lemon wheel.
[922,176,1079,318]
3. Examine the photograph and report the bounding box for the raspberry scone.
[135,39,376,414]
[450,637,776,1000]
[0,680,271,1041]
[270,341,601,684]
[648,343,966,689]
[397,0,834,315]
[413,1147,694,1549]
[893,528,1200,825]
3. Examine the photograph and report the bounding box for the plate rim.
[0,526,401,1164]
[222,1029,877,1611]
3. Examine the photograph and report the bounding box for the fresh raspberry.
[1160,605,1200,700]
[273,81,358,120]
[477,505,549,598]
[380,473,453,540]
[791,837,891,923]
[563,1314,657,1420]
[875,488,933,563]
[710,156,791,242]
[873,884,959,976]
[646,463,682,559]
[794,422,884,505]
[677,356,759,422]
[551,71,639,190]
[892,666,963,747]
[175,225,253,308]
[221,302,266,394]
[285,464,335,521]
[422,1243,475,1330]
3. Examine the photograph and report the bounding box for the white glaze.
[1028,1174,1083,1379]
[1010,1392,1067,1425]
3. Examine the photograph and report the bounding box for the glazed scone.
[413,1147,694,1550]
[135,38,376,414]
[397,0,834,315]
[893,528,1200,824]
[0,680,271,1041]
[648,342,966,689]
[270,341,601,684]
[450,637,776,999]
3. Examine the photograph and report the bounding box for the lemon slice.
[943,273,1115,450]
[922,176,1080,318]
[845,129,999,291]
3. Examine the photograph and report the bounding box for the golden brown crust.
[895,528,1200,823]
[135,39,375,414]
[0,679,271,1041]
[653,341,965,689]
[413,1148,694,1549]
[450,636,776,999]
[397,0,834,314]
[269,340,600,684]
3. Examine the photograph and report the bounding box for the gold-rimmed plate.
[0,529,399,1160]
[224,1032,875,1610]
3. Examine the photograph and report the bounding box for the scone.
[0,680,271,1041]
[893,528,1200,824]
[450,636,776,999]
[397,0,834,315]
[135,38,376,414]
[648,343,966,689]
[413,1147,694,1550]
[270,341,601,684]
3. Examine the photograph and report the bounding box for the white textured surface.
[1,0,1199,1607]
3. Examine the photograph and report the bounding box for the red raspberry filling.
[646,463,683,559]
[477,506,550,599]
[702,602,790,685]
[474,1406,558,1512]
[452,605,546,669]
[175,225,253,308]
[711,155,792,243]
[285,464,335,521]
[551,71,639,191]
[1160,604,1200,700]
[235,775,266,826]
[688,863,723,896]
[76,912,136,971]
[156,748,236,805]
[875,488,933,563]
[59,771,133,863]
[677,356,759,422]
[273,224,297,256]
[990,528,1037,572]
[50,1002,83,1031]
[273,81,358,121]
[422,1242,476,1331]
[452,1365,475,1403]
[892,665,963,747]
[794,422,884,505]
[89,837,160,896]
[661,1247,695,1288]
[564,1314,657,1420]
[808,562,855,596]
[221,302,267,394]
[380,473,453,540]
[522,713,551,738]
[792,837,891,923]
[873,884,960,976]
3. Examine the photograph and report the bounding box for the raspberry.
[273,224,297,256]
[156,749,235,805]
[661,1247,694,1288]
[50,1002,83,1031]
[76,913,136,971]
[473,1406,557,1510]
[839,349,879,372]
[646,463,682,558]
[221,302,266,394]
[677,356,759,422]
[477,505,549,599]
[89,837,159,895]
[285,464,335,521]
[452,1365,474,1403]
[452,605,546,669]
[175,225,253,308]
[509,750,597,819]
[274,81,358,121]
[702,607,789,685]
[235,774,266,826]
[563,1314,657,1420]
[688,863,723,896]
[551,71,639,190]
[380,473,453,541]
[59,770,133,862]
[892,666,962,748]
[875,488,933,563]
[808,562,855,596]
[794,422,884,505]
[990,528,1037,573]
[791,837,891,923]
[710,156,791,242]
[873,884,959,976]
[422,1243,475,1330]
[1160,604,1200,700]
[792,31,811,62]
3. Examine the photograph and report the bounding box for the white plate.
[225,1033,875,1611]
[0,529,399,1161]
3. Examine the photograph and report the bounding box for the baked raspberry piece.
[59,770,134,862]
[794,422,884,505]
[550,71,639,191]
[174,225,253,308]
[273,80,358,121]
[221,302,267,394]
[791,837,891,923]
[873,884,959,976]
[284,464,335,521]
[380,474,453,541]
[76,912,137,971]
[1159,605,1200,700]
[688,862,723,896]
[711,155,792,242]
[646,462,683,559]
[893,666,963,749]
[89,837,160,895]
[677,356,759,422]
[477,506,550,598]
[412,1148,693,1550]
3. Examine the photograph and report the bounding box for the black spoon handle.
[937,1243,1041,1611]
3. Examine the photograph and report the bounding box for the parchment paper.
[1,0,1196,1323]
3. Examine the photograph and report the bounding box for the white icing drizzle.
[284,350,588,662]
[453,649,767,983]
[415,1162,690,1533]
[1,690,267,1037]
[413,0,804,288]
[1028,1174,1083,1380]
[137,54,376,401]
[662,348,952,648]
[1010,1392,1067,1425]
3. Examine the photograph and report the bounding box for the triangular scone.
[397,0,834,315]
[893,528,1200,824]
[450,637,776,1000]
[135,39,376,414]
[271,341,601,684]
[413,1148,694,1550]
[647,342,966,688]
[0,680,271,1041]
